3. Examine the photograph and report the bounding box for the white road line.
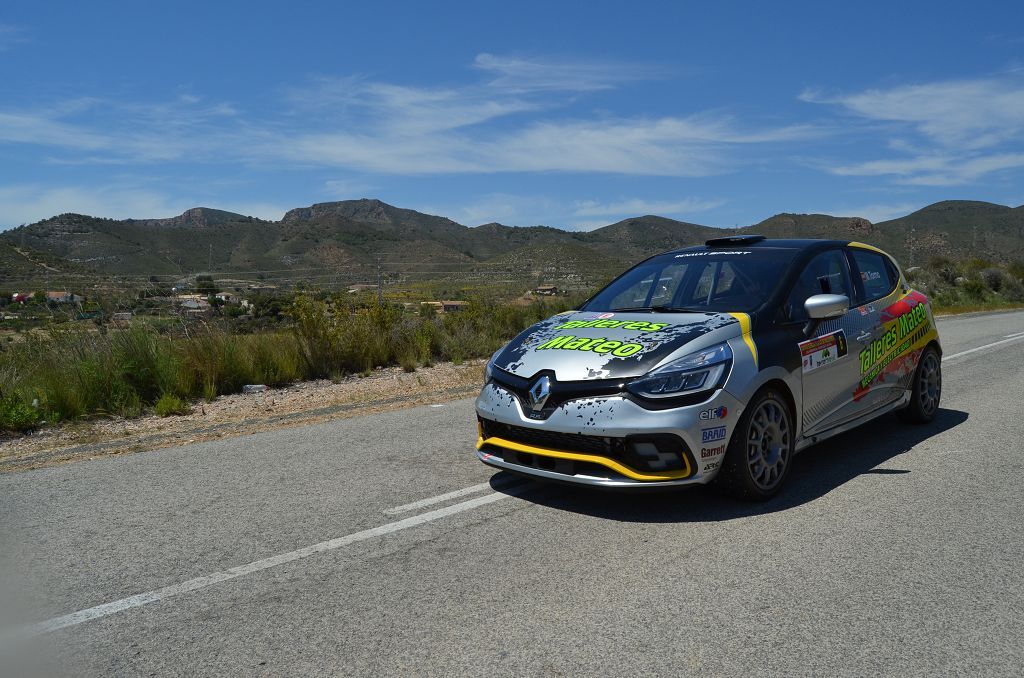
[383,477,524,516]
[1004,331,1024,338]
[383,482,492,515]
[9,490,518,642]
[942,334,1024,362]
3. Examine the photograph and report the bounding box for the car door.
[785,249,876,435]
[845,246,908,411]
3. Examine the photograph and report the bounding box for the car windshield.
[582,248,797,313]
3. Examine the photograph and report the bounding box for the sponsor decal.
[799,330,848,373]
[594,313,615,319]
[701,444,726,458]
[534,335,644,357]
[675,251,751,258]
[555,319,669,332]
[703,461,720,472]
[701,426,727,444]
[699,405,728,420]
[858,298,929,388]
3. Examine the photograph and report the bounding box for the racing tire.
[896,345,941,424]
[716,387,795,501]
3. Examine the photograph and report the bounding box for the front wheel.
[716,387,795,501]
[896,346,941,424]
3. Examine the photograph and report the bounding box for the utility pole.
[909,225,915,267]
[208,243,213,273]
[376,256,383,306]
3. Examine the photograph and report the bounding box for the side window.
[850,249,897,303]
[785,250,852,321]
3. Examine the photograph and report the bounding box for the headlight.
[626,343,732,399]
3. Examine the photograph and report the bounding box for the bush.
[155,393,190,417]
[0,393,41,432]
[980,268,1005,292]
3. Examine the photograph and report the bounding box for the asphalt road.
[2,310,1024,676]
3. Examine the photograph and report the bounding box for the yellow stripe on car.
[477,436,693,481]
[848,241,889,255]
[728,312,758,369]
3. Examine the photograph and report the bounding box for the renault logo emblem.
[528,375,551,412]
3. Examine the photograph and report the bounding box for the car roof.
[667,237,851,256]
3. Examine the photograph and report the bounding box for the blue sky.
[1,1,1023,230]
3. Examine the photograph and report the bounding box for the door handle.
[856,330,873,343]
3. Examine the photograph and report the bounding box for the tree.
[196,275,218,295]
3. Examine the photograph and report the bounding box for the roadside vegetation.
[0,296,578,432]
[2,255,1022,434]
[908,257,1024,313]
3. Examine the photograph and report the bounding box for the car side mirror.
[805,294,849,320]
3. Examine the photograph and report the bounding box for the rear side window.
[785,250,853,321]
[850,249,897,303]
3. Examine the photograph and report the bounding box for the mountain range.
[2,199,1023,288]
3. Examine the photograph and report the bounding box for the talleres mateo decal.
[859,291,933,389]
[799,330,848,373]
[533,319,671,358]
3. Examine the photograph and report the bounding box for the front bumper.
[475,380,744,488]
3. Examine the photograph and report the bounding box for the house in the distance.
[532,285,558,296]
[46,291,84,304]
[215,292,238,303]
[11,292,30,303]
[421,300,470,313]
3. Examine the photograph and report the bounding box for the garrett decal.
[701,426,727,444]
[799,330,848,373]
[699,405,728,420]
[701,444,726,458]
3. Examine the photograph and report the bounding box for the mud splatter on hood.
[494,310,741,381]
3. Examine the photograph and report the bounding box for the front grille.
[491,368,625,420]
[481,419,620,457]
[479,418,693,474]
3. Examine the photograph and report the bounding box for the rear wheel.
[717,387,795,501]
[896,346,941,424]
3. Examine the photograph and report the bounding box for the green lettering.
[612,343,644,357]
[593,340,622,354]
[537,335,575,350]
[563,337,592,350]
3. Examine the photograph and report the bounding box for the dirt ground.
[0,360,486,474]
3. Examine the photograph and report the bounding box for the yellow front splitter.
[477,435,693,482]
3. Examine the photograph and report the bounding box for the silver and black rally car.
[475,236,941,499]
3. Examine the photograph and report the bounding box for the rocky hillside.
[2,198,1021,286]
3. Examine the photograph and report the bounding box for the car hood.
[492,310,742,382]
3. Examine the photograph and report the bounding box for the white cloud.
[0,54,816,180]
[808,202,919,223]
[802,75,1024,185]
[573,197,723,217]
[0,184,191,227]
[0,183,289,227]
[473,53,661,92]
[0,23,27,51]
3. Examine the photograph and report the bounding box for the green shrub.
[0,393,41,432]
[155,393,190,417]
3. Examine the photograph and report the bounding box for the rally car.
[475,236,942,499]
